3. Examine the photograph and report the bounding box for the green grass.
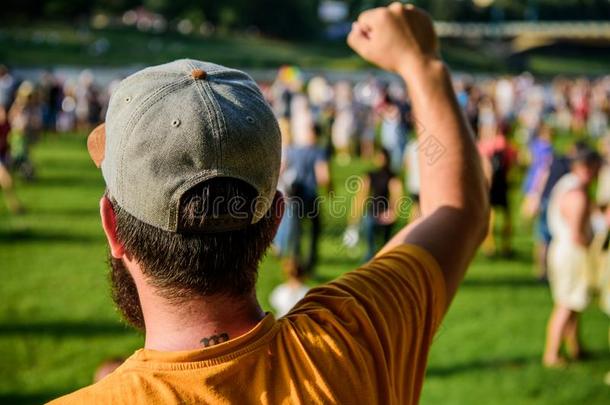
[528,54,610,76]
[0,25,365,70]
[3,24,610,76]
[1,133,609,404]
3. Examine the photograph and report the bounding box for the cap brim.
[87,123,105,168]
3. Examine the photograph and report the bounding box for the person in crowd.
[529,141,590,281]
[0,65,17,110]
[478,119,517,257]
[75,70,102,131]
[269,261,310,317]
[522,121,554,220]
[278,121,331,276]
[594,206,610,385]
[331,80,356,165]
[494,77,515,123]
[353,76,381,160]
[464,81,481,136]
[8,81,42,181]
[345,148,403,261]
[379,92,408,173]
[597,134,610,209]
[50,4,488,403]
[543,147,602,367]
[569,79,590,134]
[404,137,421,219]
[271,66,303,147]
[0,105,22,213]
[39,71,63,132]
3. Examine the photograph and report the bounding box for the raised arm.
[347,3,489,305]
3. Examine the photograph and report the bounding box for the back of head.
[110,177,277,300]
[572,145,602,168]
[89,59,282,304]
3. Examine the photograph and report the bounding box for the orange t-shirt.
[50,245,446,404]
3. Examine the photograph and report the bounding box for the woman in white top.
[543,149,601,367]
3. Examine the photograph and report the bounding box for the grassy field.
[1,133,609,404]
[0,25,364,70]
[2,24,610,75]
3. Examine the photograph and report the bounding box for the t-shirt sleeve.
[288,244,446,400]
[315,147,328,163]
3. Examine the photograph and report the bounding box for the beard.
[109,254,145,330]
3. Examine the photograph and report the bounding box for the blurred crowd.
[0,65,114,199]
[261,65,610,375]
[1,63,609,374]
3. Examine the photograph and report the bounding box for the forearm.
[348,181,369,226]
[399,60,487,223]
[348,3,490,303]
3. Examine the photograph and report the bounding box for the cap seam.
[199,82,224,168]
[204,84,227,170]
[186,62,221,170]
[186,59,226,169]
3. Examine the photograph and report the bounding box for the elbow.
[474,201,491,245]
[464,188,490,247]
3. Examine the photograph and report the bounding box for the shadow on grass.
[319,255,362,268]
[427,355,538,377]
[0,391,60,405]
[33,207,100,218]
[462,276,544,289]
[0,321,137,337]
[35,175,104,189]
[427,350,610,377]
[0,228,104,244]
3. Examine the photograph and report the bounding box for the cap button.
[191,69,207,80]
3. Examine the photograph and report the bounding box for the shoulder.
[563,187,587,203]
[291,245,446,330]
[48,366,135,405]
[559,187,588,214]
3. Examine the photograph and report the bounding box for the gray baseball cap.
[87,59,281,232]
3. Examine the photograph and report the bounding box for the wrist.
[397,56,445,88]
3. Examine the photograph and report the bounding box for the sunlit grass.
[0,133,608,404]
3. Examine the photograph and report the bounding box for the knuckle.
[378,8,391,19]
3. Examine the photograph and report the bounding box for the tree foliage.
[2,0,609,39]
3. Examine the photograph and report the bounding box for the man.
[51,3,488,404]
[543,147,602,367]
[280,120,330,275]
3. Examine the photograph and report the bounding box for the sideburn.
[109,255,145,330]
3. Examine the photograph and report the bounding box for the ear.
[100,196,125,259]
[272,191,285,232]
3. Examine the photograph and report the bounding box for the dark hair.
[571,144,602,167]
[110,178,277,300]
[379,148,392,173]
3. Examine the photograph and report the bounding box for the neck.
[132,270,265,352]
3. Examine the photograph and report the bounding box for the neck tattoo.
[200,333,230,347]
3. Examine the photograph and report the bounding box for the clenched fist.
[347,2,439,74]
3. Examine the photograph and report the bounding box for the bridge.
[434,21,610,52]
[435,21,610,39]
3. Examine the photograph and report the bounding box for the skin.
[100,2,488,352]
[100,193,284,352]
